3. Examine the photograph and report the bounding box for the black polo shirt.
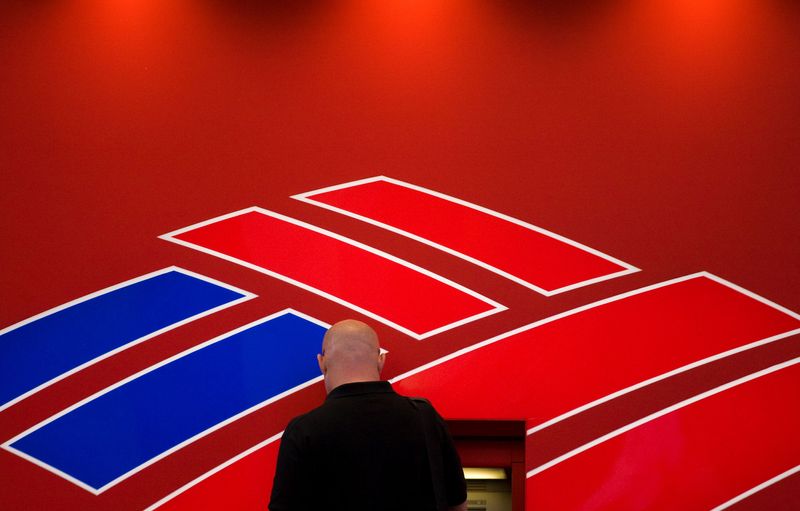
[269,381,467,511]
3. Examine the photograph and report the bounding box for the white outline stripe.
[526,356,800,479]
[2,309,329,495]
[159,207,507,340]
[144,431,284,511]
[710,464,800,510]
[389,272,800,436]
[293,176,640,296]
[0,267,256,413]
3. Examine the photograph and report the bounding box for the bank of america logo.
[2,176,798,510]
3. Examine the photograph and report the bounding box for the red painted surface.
[526,358,800,511]
[155,438,280,511]
[393,275,800,425]
[298,176,632,293]
[169,208,500,337]
[2,0,799,509]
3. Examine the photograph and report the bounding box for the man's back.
[269,381,466,511]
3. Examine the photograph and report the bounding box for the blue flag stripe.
[8,310,327,492]
[0,267,252,410]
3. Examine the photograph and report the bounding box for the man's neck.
[325,374,381,394]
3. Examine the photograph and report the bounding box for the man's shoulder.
[407,396,432,406]
[285,403,327,431]
[284,411,308,430]
[405,395,439,415]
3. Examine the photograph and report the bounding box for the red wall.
[1,1,799,509]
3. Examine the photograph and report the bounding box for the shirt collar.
[326,380,395,400]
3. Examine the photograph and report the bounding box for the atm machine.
[449,421,525,511]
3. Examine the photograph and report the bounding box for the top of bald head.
[319,320,385,392]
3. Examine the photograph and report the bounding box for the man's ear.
[317,353,326,375]
[377,352,386,374]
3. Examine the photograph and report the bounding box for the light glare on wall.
[463,467,507,480]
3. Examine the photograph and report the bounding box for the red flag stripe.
[391,273,800,432]
[294,176,638,295]
[161,207,505,339]
[526,357,800,511]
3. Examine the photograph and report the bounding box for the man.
[269,319,468,511]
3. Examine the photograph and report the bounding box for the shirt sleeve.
[436,411,468,507]
[268,418,308,511]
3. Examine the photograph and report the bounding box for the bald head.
[318,320,385,393]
